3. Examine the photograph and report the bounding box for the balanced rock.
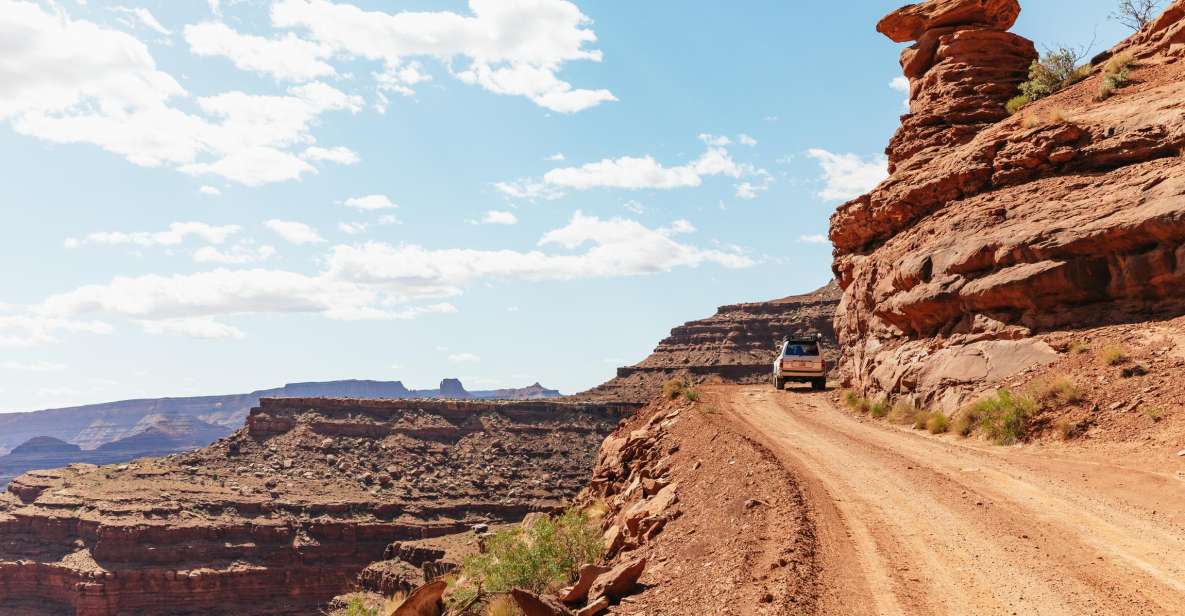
[878,0,1021,42]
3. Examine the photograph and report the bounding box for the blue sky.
[0,0,1134,410]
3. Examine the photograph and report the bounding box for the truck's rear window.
[783,343,819,356]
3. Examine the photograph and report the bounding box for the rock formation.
[0,379,561,461]
[0,397,632,615]
[580,282,840,402]
[831,0,1185,408]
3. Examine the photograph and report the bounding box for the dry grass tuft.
[965,390,1036,445]
[1068,340,1090,354]
[484,595,518,616]
[1098,344,1128,366]
[1141,405,1164,422]
[926,412,950,434]
[869,399,890,418]
[1032,375,1084,409]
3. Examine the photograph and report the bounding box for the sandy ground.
[708,384,1185,616]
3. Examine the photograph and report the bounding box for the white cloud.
[111,6,172,36]
[199,185,222,196]
[500,137,768,199]
[698,133,731,147]
[343,194,397,210]
[545,153,566,161]
[493,179,565,202]
[67,222,241,248]
[738,133,757,146]
[184,21,335,82]
[265,220,325,244]
[378,215,401,226]
[24,213,749,342]
[193,244,276,264]
[481,211,517,225]
[1,360,67,372]
[0,314,112,348]
[806,149,888,201]
[448,352,481,363]
[139,317,245,340]
[890,76,910,110]
[269,0,615,113]
[798,234,828,244]
[0,2,362,186]
[338,222,369,235]
[302,145,359,165]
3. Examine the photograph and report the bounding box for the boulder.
[623,483,678,534]
[391,579,446,616]
[558,564,612,604]
[510,588,574,616]
[575,596,610,616]
[588,558,647,604]
[877,0,1021,42]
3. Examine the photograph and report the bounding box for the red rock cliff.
[831,0,1185,408]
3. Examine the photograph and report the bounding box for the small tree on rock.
[1111,0,1163,31]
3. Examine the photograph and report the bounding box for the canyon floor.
[687,384,1185,616]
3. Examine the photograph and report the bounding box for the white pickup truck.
[772,337,827,391]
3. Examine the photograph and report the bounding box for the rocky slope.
[0,379,560,455]
[830,0,1185,410]
[580,282,840,403]
[0,396,632,615]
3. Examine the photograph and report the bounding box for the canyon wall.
[0,397,633,615]
[580,282,840,402]
[831,0,1185,409]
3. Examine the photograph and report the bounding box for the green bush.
[843,390,862,409]
[682,388,701,402]
[969,389,1036,445]
[1006,94,1032,114]
[448,508,603,611]
[869,399,890,418]
[1018,48,1091,102]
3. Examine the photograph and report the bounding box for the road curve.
[711,384,1185,616]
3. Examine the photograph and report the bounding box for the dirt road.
[713,385,1185,615]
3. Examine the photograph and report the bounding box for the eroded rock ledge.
[580,282,840,403]
[0,397,633,615]
[831,0,1185,408]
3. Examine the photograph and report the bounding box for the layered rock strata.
[831,0,1185,408]
[0,397,632,615]
[580,282,840,403]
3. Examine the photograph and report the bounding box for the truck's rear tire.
[811,378,826,391]
[773,376,785,390]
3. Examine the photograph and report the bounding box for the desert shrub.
[448,508,603,611]
[1032,375,1084,409]
[1006,94,1032,114]
[1068,340,1090,354]
[1018,48,1092,102]
[926,412,950,434]
[970,389,1036,445]
[1054,418,1076,440]
[662,378,687,399]
[888,401,922,425]
[1098,344,1128,366]
[682,388,701,402]
[341,596,377,616]
[1142,405,1164,422]
[952,407,979,437]
[843,390,862,409]
[869,399,890,419]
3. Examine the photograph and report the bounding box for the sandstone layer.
[580,282,840,403]
[831,0,1185,409]
[0,397,632,615]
